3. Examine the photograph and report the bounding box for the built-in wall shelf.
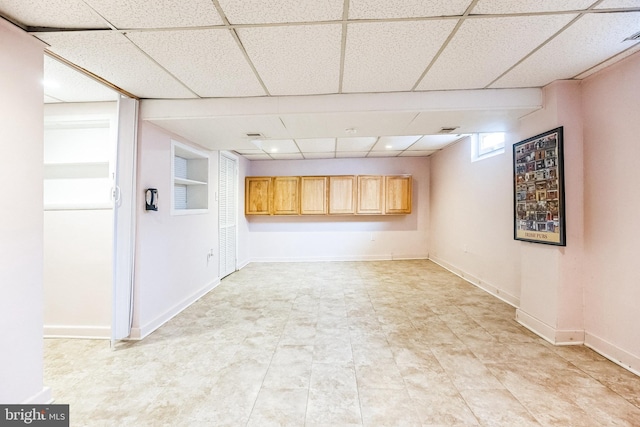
[171,140,209,215]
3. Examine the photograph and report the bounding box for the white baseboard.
[23,387,52,404]
[585,332,640,376]
[248,254,428,263]
[129,278,220,340]
[237,257,251,270]
[516,308,584,345]
[44,325,110,339]
[428,256,520,307]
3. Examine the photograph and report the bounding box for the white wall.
[247,157,429,261]
[0,19,49,403]
[132,122,219,338]
[429,137,521,306]
[237,155,251,269]
[43,102,116,338]
[581,52,640,372]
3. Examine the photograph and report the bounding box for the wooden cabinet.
[245,174,411,216]
[300,176,327,215]
[329,176,356,214]
[357,175,384,214]
[272,176,300,215]
[385,175,412,214]
[245,176,271,215]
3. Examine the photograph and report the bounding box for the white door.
[219,153,237,279]
[111,96,138,342]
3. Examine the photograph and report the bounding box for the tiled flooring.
[45,260,640,426]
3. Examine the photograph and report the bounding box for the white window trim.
[471,132,505,162]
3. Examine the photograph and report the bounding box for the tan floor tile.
[246,388,308,427]
[461,389,542,426]
[358,387,421,427]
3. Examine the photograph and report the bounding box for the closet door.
[111,96,138,342]
[219,153,237,279]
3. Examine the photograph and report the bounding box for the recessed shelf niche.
[171,140,209,215]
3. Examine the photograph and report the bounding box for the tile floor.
[44,260,640,426]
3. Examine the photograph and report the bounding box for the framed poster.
[513,127,566,246]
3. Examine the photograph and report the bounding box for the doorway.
[219,152,238,279]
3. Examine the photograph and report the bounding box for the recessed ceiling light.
[385,145,393,149]
[270,148,278,153]
[42,79,60,89]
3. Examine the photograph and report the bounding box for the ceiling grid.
[0,0,638,158]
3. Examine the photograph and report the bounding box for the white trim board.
[44,325,110,339]
[128,278,220,340]
[428,255,520,308]
[585,332,640,377]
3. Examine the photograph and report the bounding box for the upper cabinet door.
[385,175,412,214]
[245,176,272,215]
[273,176,300,215]
[300,176,328,215]
[329,176,356,214]
[357,175,384,214]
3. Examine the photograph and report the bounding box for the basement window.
[471,132,505,162]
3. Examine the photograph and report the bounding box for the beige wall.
[581,53,640,370]
[429,51,640,373]
[0,20,49,402]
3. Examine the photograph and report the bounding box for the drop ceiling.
[2,0,639,159]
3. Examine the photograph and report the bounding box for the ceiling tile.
[238,25,342,95]
[336,151,371,158]
[303,152,336,159]
[349,0,472,19]
[270,153,304,160]
[472,0,594,14]
[342,20,457,92]
[281,112,418,138]
[84,0,223,28]
[596,0,640,8]
[127,29,264,97]
[258,139,299,154]
[417,15,575,90]
[37,31,196,99]
[44,55,118,103]
[492,12,640,88]
[374,135,422,151]
[367,150,401,157]
[399,150,436,157]
[218,0,343,24]
[242,153,273,160]
[0,0,108,28]
[336,137,377,151]
[295,138,336,152]
[408,135,466,150]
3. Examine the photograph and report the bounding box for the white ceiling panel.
[349,0,472,19]
[238,25,342,95]
[409,134,467,150]
[127,29,265,97]
[147,115,290,151]
[270,153,304,160]
[343,21,457,93]
[374,135,422,151]
[242,153,273,160]
[296,138,336,152]
[336,151,371,158]
[0,0,107,28]
[492,12,640,88]
[44,55,118,103]
[258,139,300,154]
[405,109,533,134]
[281,111,418,138]
[472,0,595,14]
[399,150,436,157]
[336,137,378,151]
[218,0,343,24]
[37,31,196,99]
[596,0,640,8]
[85,0,223,28]
[367,150,401,157]
[417,14,575,90]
